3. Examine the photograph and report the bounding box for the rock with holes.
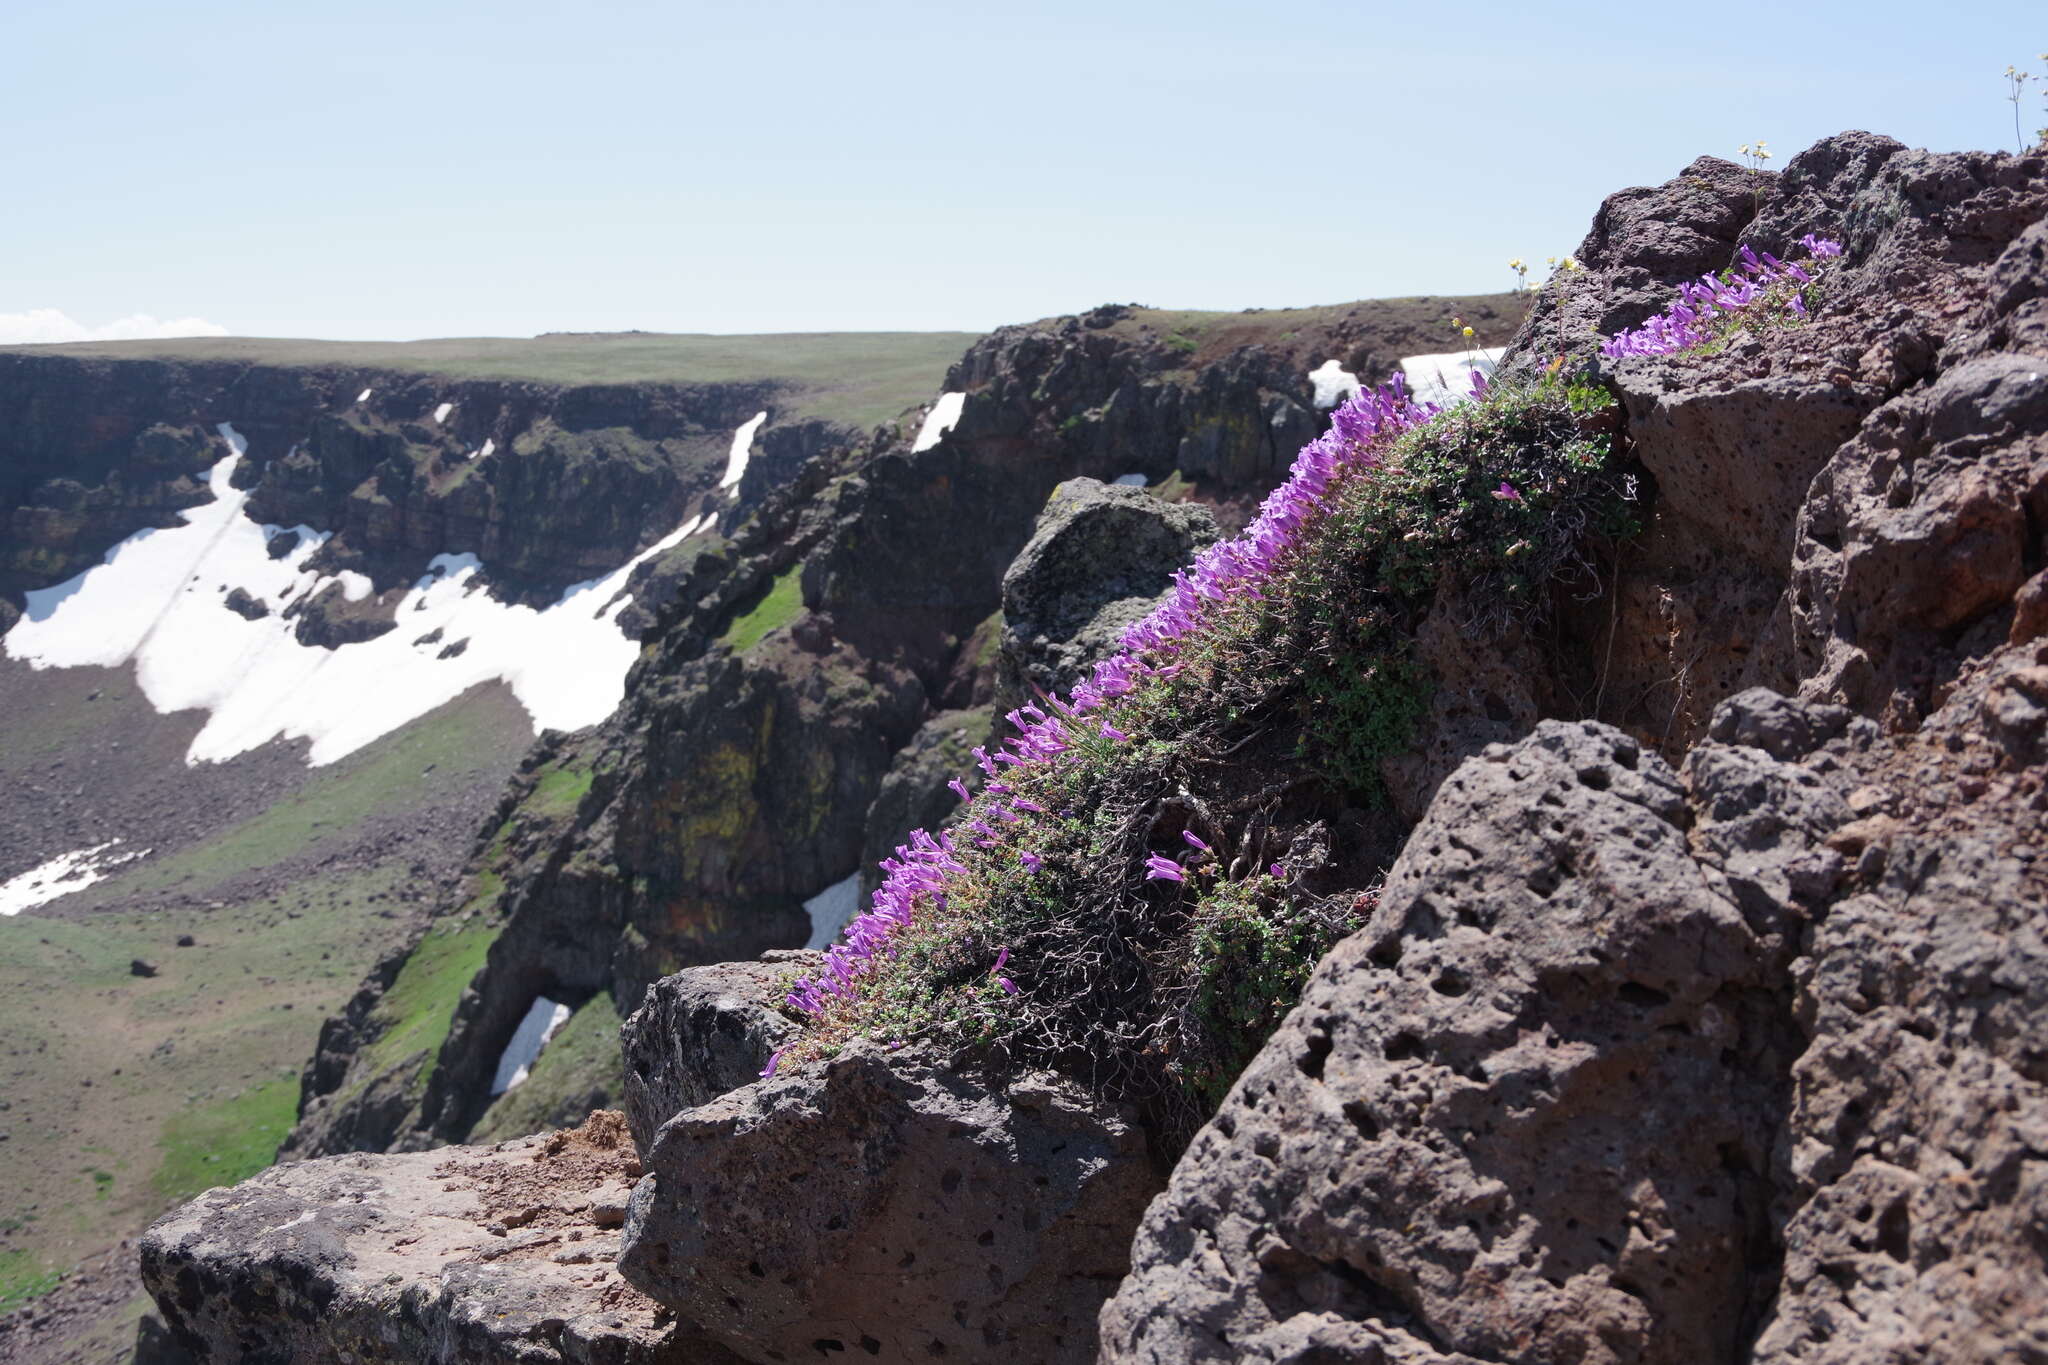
[1101,718,1844,1364]
[1746,650,2048,1364]
[997,477,1219,714]
[1499,153,1763,379]
[1791,352,2046,718]
[141,1112,742,1364]
[617,949,820,1155]
[618,1043,1162,1364]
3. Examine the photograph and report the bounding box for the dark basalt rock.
[620,1045,1162,1365]
[996,476,1219,713]
[1103,713,1854,1363]
[220,586,269,620]
[617,950,820,1155]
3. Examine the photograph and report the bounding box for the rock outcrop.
[1102,133,2048,1364]
[996,477,1220,712]
[620,1045,1162,1364]
[141,1111,741,1364]
[617,950,819,1154]
[1100,710,1851,1362]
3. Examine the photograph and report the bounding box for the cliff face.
[0,354,801,624]
[285,294,1531,1157]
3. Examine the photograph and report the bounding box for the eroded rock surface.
[996,476,1219,711]
[617,949,818,1155]
[142,1112,737,1364]
[620,1045,1162,1364]
[1101,713,1849,1363]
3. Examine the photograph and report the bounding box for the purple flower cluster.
[1120,375,1433,658]
[784,374,1438,1022]
[1599,236,1843,359]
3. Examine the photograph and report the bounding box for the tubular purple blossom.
[784,372,1442,1019]
[1182,830,1211,852]
[1145,854,1187,883]
[1493,482,1522,501]
[1602,233,1840,359]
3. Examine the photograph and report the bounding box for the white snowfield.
[1309,358,1362,409]
[719,411,767,490]
[4,423,718,767]
[0,840,151,916]
[492,996,572,1094]
[433,402,455,425]
[912,391,964,453]
[1398,347,1505,408]
[803,872,862,950]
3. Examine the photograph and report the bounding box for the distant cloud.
[0,308,230,345]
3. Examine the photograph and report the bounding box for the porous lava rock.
[619,1044,1163,1364]
[141,1112,740,1364]
[617,949,819,1155]
[1101,714,1850,1364]
[996,475,1220,712]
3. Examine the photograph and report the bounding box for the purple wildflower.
[1145,854,1186,883]
[948,777,970,801]
[1270,862,1285,878]
[760,1047,786,1079]
[1019,850,1042,872]
[1601,232,1840,359]
[1492,482,1522,501]
[997,976,1017,995]
[1182,830,1211,852]
[1100,719,1129,741]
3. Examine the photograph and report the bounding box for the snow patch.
[491,996,572,1094]
[1309,358,1362,409]
[355,388,372,404]
[4,428,710,766]
[1,840,150,916]
[433,402,454,424]
[1398,347,1504,408]
[912,391,965,453]
[803,873,863,950]
[1112,473,1148,488]
[720,412,768,491]
[470,439,496,462]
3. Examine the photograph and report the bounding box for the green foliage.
[718,564,804,653]
[529,760,594,817]
[152,1076,298,1203]
[354,917,500,1097]
[1165,332,1200,355]
[1174,874,1355,1112]
[0,1250,61,1315]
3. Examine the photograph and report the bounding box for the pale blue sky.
[3,0,2038,339]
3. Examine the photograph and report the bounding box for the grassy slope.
[0,332,980,429]
[0,686,530,1351]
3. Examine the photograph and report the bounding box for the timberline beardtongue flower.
[948,778,970,801]
[787,374,1441,1020]
[1493,482,1522,501]
[1145,854,1187,882]
[1601,233,1842,359]
[1019,850,1041,872]
[1182,830,1211,852]
[760,1046,786,1078]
